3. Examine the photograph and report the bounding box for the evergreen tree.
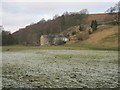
[91,20,98,31]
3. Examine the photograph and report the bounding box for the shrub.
[79,25,84,31]
[71,31,76,35]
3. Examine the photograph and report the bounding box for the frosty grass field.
[2,49,118,88]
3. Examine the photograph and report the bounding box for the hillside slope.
[66,25,118,50]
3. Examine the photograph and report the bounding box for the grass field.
[2,45,89,52]
[2,46,119,88]
[2,44,118,52]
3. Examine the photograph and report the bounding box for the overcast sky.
[1,0,119,33]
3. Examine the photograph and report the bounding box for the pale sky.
[0,0,119,33]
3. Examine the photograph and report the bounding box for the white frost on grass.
[2,50,118,88]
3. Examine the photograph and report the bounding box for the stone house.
[40,35,69,46]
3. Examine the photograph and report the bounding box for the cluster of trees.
[0,26,17,46]
[2,31,17,46]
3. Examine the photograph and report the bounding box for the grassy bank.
[69,43,118,51]
[2,45,88,52]
[2,44,118,52]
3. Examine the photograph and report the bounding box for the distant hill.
[12,12,117,44]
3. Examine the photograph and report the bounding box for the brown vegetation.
[80,25,118,48]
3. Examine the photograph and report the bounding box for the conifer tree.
[91,20,98,31]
